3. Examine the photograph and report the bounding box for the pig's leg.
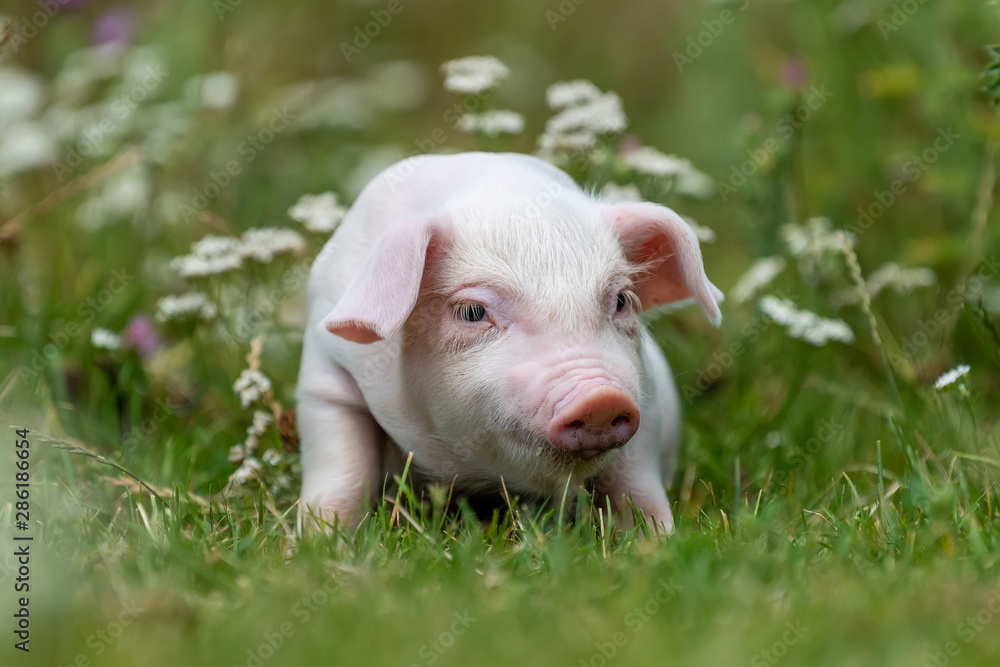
[596,438,675,535]
[595,333,680,534]
[297,359,383,533]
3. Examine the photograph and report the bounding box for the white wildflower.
[233,369,272,409]
[440,56,510,94]
[91,328,122,350]
[230,463,253,486]
[685,217,717,243]
[228,445,245,464]
[601,182,642,202]
[538,130,599,154]
[239,228,306,263]
[456,110,525,136]
[155,292,217,322]
[933,364,970,390]
[538,85,627,158]
[781,217,845,261]
[189,71,240,110]
[0,68,46,128]
[731,258,787,304]
[170,235,244,278]
[546,79,603,111]
[262,449,282,466]
[865,262,937,298]
[675,168,717,200]
[544,91,626,137]
[623,147,691,177]
[288,192,347,234]
[249,409,272,435]
[0,122,58,177]
[759,295,855,346]
[229,457,263,486]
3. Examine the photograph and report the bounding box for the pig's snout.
[547,385,639,458]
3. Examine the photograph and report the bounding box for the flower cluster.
[91,328,122,350]
[440,56,510,94]
[934,364,970,391]
[538,80,627,157]
[170,235,244,278]
[456,109,525,137]
[155,292,217,322]
[865,262,937,298]
[759,295,855,346]
[621,145,715,200]
[239,228,307,264]
[233,368,272,409]
[287,192,347,234]
[730,257,787,305]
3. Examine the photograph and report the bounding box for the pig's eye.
[457,303,488,323]
[613,289,639,317]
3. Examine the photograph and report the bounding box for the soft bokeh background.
[1,1,999,665]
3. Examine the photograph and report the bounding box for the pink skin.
[300,152,724,533]
[547,385,639,457]
[445,283,642,459]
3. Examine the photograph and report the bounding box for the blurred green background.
[1,0,1000,665]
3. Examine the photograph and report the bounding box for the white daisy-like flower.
[229,457,263,486]
[440,56,510,94]
[601,182,642,202]
[195,72,240,110]
[228,445,245,464]
[731,257,788,304]
[233,369,272,409]
[249,409,272,436]
[155,292,217,322]
[262,449,282,466]
[91,328,122,350]
[933,364,970,390]
[781,217,845,261]
[623,147,691,178]
[546,79,603,111]
[865,262,937,298]
[170,235,244,278]
[544,90,627,137]
[684,217,717,243]
[287,192,347,234]
[456,109,525,136]
[243,409,273,455]
[239,228,306,264]
[538,130,599,154]
[537,85,627,158]
[674,168,716,200]
[230,464,252,486]
[0,121,58,177]
[759,295,855,346]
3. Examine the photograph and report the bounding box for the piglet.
[297,152,722,533]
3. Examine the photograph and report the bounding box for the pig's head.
[321,190,722,492]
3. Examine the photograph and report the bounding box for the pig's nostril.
[547,385,640,455]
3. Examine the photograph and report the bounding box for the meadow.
[1,0,999,665]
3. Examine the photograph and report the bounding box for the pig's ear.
[606,201,723,326]
[322,218,451,343]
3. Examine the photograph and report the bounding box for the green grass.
[2,0,1000,665]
